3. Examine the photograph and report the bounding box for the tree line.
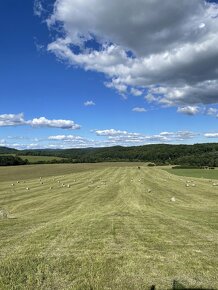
[0,155,28,166]
[0,143,216,167]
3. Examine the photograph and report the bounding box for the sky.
[0,0,218,149]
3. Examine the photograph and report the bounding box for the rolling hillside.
[1,143,218,167]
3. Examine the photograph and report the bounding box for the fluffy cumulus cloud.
[130,88,143,97]
[104,79,128,96]
[177,105,218,117]
[46,129,198,149]
[84,100,95,106]
[48,134,89,143]
[177,106,200,116]
[48,134,101,148]
[91,129,198,146]
[159,131,197,140]
[206,107,218,117]
[1,129,199,150]
[0,139,6,146]
[0,113,26,126]
[46,0,218,108]
[0,113,80,129]
[48,134,92,147]
[204,132,218,138]
[29,117,80,129]
[94,129,139,137]
[132,107,147,113]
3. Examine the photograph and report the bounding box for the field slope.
[0,164,217,289]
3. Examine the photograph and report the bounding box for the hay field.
[0,164,217,289]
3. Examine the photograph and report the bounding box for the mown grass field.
[0,163,217,290]
[165,168,218,180]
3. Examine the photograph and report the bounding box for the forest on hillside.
[1,143,218,167]
[0,155,28,166]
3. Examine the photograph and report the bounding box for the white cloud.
[0,113,26,126]
[93,128,197,145]
[93,129,139,137]
[47,0,218,107]
[104,78,128,96]
[34,37,45,53]
[199,23,206,29]
[84,100,95,106]
[204,133,218,138]
[48,0,214,56]
[33,0,44,17]
[149,81,218,107]
[130,88,143,96]
[48,134,91,147]
[177,106,200,115]
[132,107,147,112]
[206,107,218,117]
[144,94,159,103]
[48,135,85,141]
[7,136,29,140]
[29,117,80,129]
[159,131,197,140]
[0,113,81,129]
[0,139,6,146]
[1,129,199,150]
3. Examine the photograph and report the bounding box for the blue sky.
[0,0,218,149]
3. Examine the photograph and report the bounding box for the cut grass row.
[0,162,144,182]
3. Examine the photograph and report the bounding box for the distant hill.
[2,143,216,167]
[0,147,18,154]
[1,143,218,167]
[0,155,28,166]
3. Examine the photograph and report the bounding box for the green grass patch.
[165,168,218,180]
[18,155,64,164]
[0,154,65,164]
[0,164,217,289]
